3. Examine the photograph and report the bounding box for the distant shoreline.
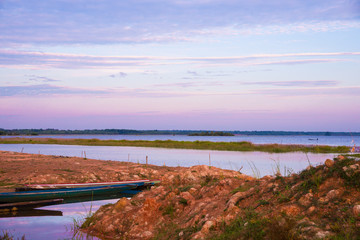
[1,128,359,136]
[0,137,351,153]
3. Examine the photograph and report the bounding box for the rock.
[299,193,313,207]
[342,164,360,177]
[105,224,115,232]
[141,231,153,238]
[189,187,198,195]
[114,197,130,211]
[315,230,332,239]
[201,220,214,234]
[353,205,360,218]
[180,191,195,206]
[325,159,334,168]
[262,175,275,181]
[349,164,360,171]
[281,205,301,216]
[306,206,316,215]
[326,189,341,200]
[226,187,255,209]
[318,197,328,204]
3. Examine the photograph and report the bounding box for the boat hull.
[16,179,157,191]
[0,184,139,203]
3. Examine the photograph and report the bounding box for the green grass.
[211,209,300,240]
[326,156,360,189]
[0,137,350,153]
[230,184,252,194]
[162,203,176,217]
[211,209,267,240]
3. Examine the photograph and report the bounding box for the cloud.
[109,72,127,78]
[242,80,338,87]
[252,86,360,97]
[0,84,109,97]
[0,0,359,45]
[26,75,60,83]
[0,49,358,69]
[187,71,199,76]
[0,84,201,98]
[153,81,224,88]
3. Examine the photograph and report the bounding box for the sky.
[0,0,360,131]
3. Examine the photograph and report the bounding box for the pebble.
[325,159,334,168]
[353,205,360,218]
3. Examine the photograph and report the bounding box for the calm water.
[0,199,115,240]
[2,134,359,146]
[0,144,337,176]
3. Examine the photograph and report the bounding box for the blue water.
[2,134,359,146]
[0,199,114,240]
[0,144,337,177]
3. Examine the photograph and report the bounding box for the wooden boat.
[2,179,160,204]
[16,179,159,191]
[0,183,144,203]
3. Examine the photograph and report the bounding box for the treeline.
[188,131,235,136]
[231,131,360,136]
[0,128,359,136]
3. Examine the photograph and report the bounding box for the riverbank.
[83,154,360,240]
[0,137,351,153]
[0,150,187,193]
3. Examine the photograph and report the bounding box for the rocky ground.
[1,151,360,239]
[83,155,360,240]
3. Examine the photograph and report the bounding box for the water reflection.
[0,209,63,218]
[0,192,138,240]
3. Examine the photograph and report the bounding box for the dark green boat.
[0,181,152,203]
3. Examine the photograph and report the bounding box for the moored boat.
[1,180,160,203]
[16,179,159,191]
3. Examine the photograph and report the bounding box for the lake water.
[2,134,359,146]
[0,143,338,177]
[0,198,118,240]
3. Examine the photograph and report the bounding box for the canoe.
[16,179,160,191]
[62,189,142,204]
[0,183,139,203]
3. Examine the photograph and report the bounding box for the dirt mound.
[83,155,360,240]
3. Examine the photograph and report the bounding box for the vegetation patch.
[0,137,350,153]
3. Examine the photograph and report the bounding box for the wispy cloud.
[0,0,359,45]
[252,86,360,97]
[187,71,199,76]
[0,84,109,97]
[1,49,358,69]
[0,84,204,98]
[109,72,127,78]
[26,75,60,83]
[153,81,224,88]
[242,80,338,87]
